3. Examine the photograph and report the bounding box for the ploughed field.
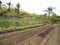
[0,24,59,45]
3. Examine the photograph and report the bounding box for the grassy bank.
[0,19,46,31]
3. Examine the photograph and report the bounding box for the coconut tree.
[44,7,55,16]
[7,2,11,11]
[43,6,55,23]
[16,3,20,14]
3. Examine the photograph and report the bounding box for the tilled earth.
[0,24,54,45]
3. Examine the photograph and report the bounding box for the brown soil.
[0,24,54,45]
[0,24,45,34]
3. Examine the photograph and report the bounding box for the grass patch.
[0,19,45,31]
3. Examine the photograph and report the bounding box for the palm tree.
[16,3,20,14]
[7,2,11,11]
[43,6,55,23]
[44,6,55,16]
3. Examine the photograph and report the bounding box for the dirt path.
[43,26,57,45]
[0,24,54,45]
[39,24,59,45]
[57,25,60,45]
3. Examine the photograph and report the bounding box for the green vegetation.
[0,0,60,31]
[16,3,20,14]
[7,2,11,11]
[0,15,46,31]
